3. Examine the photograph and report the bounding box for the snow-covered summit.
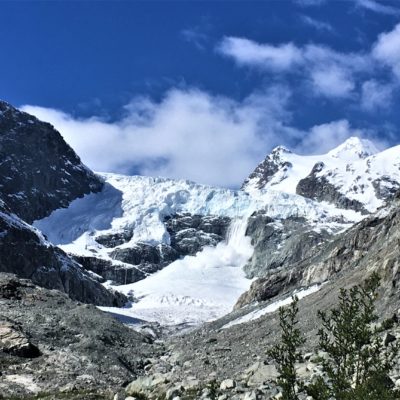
[243,137,400,213]
[327,137,379,161]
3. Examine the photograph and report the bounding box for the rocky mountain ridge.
[0,100,103,223]
[0,101,124,306]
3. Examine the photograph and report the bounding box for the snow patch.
[99,214,255,326]
[222,283,325,329]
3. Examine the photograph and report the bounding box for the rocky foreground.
[0,273,162,400]
[2,268,400,400]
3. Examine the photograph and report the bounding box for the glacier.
[32,137,400,326]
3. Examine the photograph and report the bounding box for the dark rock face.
[75,213,231,286]
[111,243,164,265]
[0,320,41,358]
[0,273,159,397]
[243,211,332,279]
[372,176,400,200]
[242,146,293,190]
[237,197,400,308]
[299,200,400,290]
[235,272,289,309]
[0,100,124,306]
[0,210,126,306]
[296,162,368,213]
[74,256,146,285]
[0,101,103,223]
[166,213,231,256]
[233,210,333,308]
[109,243,179,281]
[95,230,133,248]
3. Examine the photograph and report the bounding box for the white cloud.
[300,15,333,32]
[298,120,363,154]
[22,87,302,188]
[310,66,355,98]
[218,37,370,99]
[181,28,208,50]
[360,79,395,110]
[372,23,400,78]
[356,0,400,15]
[217,37,303,71]
[23,89,382,185]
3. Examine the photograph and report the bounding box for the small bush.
[270,273,400,400]
[268,296,305,400]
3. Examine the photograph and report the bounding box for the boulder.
[0,321,40,358]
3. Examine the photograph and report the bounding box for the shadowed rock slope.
[0,209,126,306]
[0,101,103,224]
[0,101,122,306]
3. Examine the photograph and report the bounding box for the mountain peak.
[327,136,379,161]
[271,145,291,155]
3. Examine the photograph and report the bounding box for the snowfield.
[222,283,326,329]
[100,215,255,326]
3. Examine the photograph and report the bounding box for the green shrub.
[268,296,305,400]
[270,273,400,400]
[308,273,400,400]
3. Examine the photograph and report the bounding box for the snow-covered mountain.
[34,173,359,325]
[31,136,400,326]
[243,137,400,213]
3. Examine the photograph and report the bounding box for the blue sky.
[2,0,400,186]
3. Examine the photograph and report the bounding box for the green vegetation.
[269,273,400,400]
[267,296,305,400]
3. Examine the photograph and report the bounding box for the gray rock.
[0,100,103,224]
[296,162,368,214]
[372,176,400,200]
[236,212,332,307]
[0,321,40,358]
[242,146,293,190]
[0,211,126,306]
[0,273,159,398]
[75,255,147,285]
[81,214,231,286]
[96,230,134,248]
[166,213,231,256]
[220,379,236,390]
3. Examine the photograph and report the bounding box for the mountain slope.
[0,100,103,223]
[34,171,361,325]
[0,273,158,398]
[0,101,122,305]
[128,194,400,400]
[0,209,125,306]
